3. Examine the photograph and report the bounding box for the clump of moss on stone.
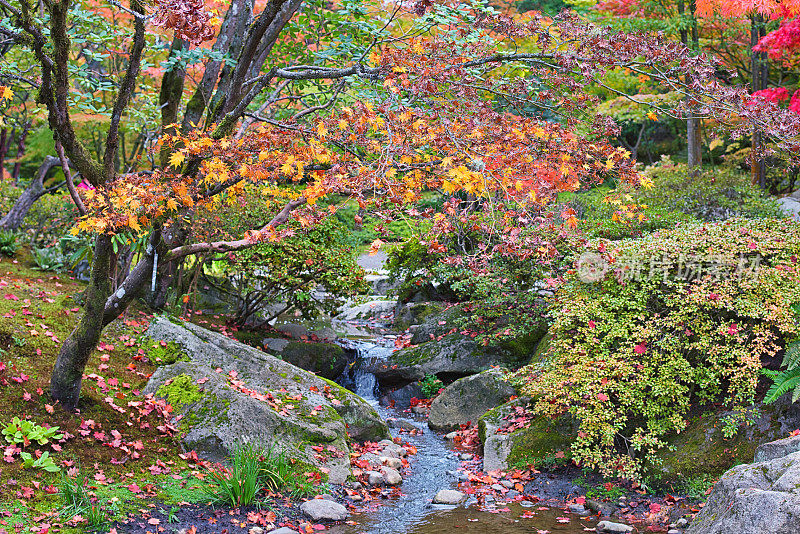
[156,374,203,410]
[145,340,190,365]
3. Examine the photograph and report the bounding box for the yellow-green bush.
[514,218,800,480]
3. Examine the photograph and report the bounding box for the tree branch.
[55,139,85,216]
[102,0,145,178]
[163,196,307,261]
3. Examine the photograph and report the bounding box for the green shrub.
[386,217,564,343]
[419,374,444,398]
[515,218,800,480]
[0,229,18,256]
[634,157,781,220]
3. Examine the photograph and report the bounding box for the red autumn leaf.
[634,343,647,354]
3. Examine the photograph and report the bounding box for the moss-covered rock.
[156,374,203,409]
[428,368,516,431]
[479,397,576,471]
[143,316,388,484]
[392,301,446,331]
[651,398,800,491]
[369,328,546,386]
[263,338,348,380]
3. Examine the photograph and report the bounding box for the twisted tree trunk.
[50,234,113,410]
[0,155,61,230]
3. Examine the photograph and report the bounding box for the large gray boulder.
[479,397,576,472]
[142,317,388,484]
[755,434,800,462]
[688,443,800,534]
[367,306,547,385]
[261,337,348,380]
[428,368,516,431]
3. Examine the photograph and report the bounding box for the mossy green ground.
[0,250,214,532]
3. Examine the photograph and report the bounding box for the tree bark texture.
[50,234,113,410]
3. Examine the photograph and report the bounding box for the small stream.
[329,335,599,534]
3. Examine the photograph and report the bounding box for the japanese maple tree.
[0,0,799,410]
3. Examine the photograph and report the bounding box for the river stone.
[432,489,466,504]
[587,499,617,517]
[568,503,588,515]
[269,528,299,534]
[428,368,516,431]
[262,338,348,380]
[687,447,800,534]
[142,316,388,484]
[299,498,349,521]
[596,521,634,533]
[380,383,424,409]
[380,456,402,469]
[367,471,384,486]
[381,467,402,485]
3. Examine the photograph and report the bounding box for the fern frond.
[782,340,800,370]
[764,368,800,404]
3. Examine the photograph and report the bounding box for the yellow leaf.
[1,87,13,101]
[169,151,185,169]
[317,122,328,138]
[647,111,658,121]
[166,198,178,211]
[708,138,724,151]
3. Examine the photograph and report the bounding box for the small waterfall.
[338,340,395,404]
[353,369,378,402]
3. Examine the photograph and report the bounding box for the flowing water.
[331,335,599,534]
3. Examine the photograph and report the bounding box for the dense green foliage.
[215,216,367,326]
[633,158,781,221]
[570,159,780,241]
[515,218,800,479]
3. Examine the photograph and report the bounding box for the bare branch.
[163,196,307,261]
[56,139,86,216]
